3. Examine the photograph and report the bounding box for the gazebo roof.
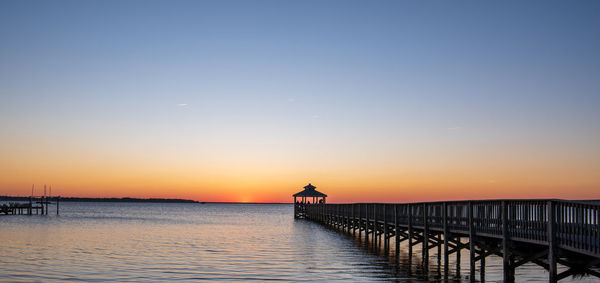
[293,183,327,197]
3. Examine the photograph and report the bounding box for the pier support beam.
[443,202,449,280]
[384,204,388,250]
[422,203,429,273]
[502,201,515,283]
[395,204,399,257]
[469,202,476,282]
[407,204,413,259]
[373,204,377,247]
[548,200,557,283]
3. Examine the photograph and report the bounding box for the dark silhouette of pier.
[0,196,59,215]
[297,199,600,282]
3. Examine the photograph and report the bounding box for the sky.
[1,1,599,203]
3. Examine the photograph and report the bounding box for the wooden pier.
[0,196,60,215]
[299,200,600,282]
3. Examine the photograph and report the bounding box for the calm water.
[0,203,597,282]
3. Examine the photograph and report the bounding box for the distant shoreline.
[0,196,292,204]
[0,196,199,203]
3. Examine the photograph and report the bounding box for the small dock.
[1,196,60,215]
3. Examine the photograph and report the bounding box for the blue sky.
[1,1,599,200]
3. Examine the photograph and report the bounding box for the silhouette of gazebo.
[293,183,327,219]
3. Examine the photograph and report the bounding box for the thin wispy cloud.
[177,103,188,107]
[447,126,462,130]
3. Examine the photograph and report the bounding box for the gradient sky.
[1,1,599,202]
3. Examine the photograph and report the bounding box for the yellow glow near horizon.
[1,139,598,202]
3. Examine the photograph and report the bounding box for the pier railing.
[304,199,600,260]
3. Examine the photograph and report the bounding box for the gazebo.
[293,183,327,219]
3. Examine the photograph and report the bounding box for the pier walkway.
[299,200,600,282]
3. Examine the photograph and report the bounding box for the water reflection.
[1,203,421,282]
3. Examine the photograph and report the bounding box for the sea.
[0,202,598,282]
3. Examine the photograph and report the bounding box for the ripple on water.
[1,203,597,282]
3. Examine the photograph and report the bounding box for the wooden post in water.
[56,196,60,215]
[352,203,356,236]
[293,196,297,219]
[327,204,330,225]
[346,205,350,234]
[502,201,514,283]
[365,204,369,242]
[373,204,377,248]
[456,206,461,277]
[437,234,441,269]
[443,202,449,280]
[456,238,461,277]
[408,204,413,259]
[469,201,476,282]
[423,203,429,272]
[344,204,350,234]
[384,204,388,250]
[367,204,371,243]
[480,203,486,282]
[395,204,399,256]
[548,200,557,283]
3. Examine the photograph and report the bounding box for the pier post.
[437,234,442,268]
[364,204,369,245]
[343,205,346,232]
[456,206,462,277]
[56,196,60,215]
[347,205,350,234]
[356,203,362,239]
[352,203,356,236]
[502,201,515,283]
[469,201,476,282]
[384,204,388,250]
[328,204,332,226]
[336,205,340,230]
[456,236,461,277]
[443,202,449,280]
[373,204,378,248]
[408,204,413,258]
[350,205,353,234]
[548,200,557,283]
[481,246,486,283]
[319,203,323,223]
[423,203,429,272]
[395,204,399,256]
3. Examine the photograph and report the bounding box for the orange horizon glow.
[1,141,598,203]
[1,172,598,201]
[2,134,598,203]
